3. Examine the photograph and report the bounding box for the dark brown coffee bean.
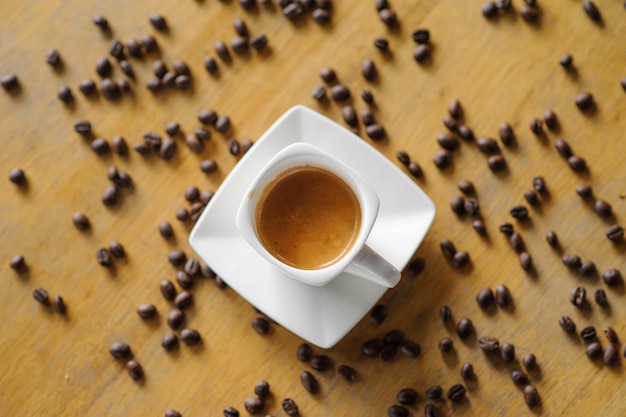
[195,126,211,141]
[602,269,623,286]
[33,288,49,304]
[443,115,458,132]
[244,397,264,414]
[137,303,157,319]
[595,288,608,306]
[523,353,537,370]
[570,286,586,307]
[180,328,201,345]
[478,336,500,353]
[164,123,180,137]
[440,239,457,259]
[583,1,601,21]
[459,363,474,379]
[214,116,230,133]
[70,212,89,231]
[241,139,254,155]
[424,404,439,417]
[58,86,73,103]
[412,28,430,44]
[604,327,619,344]
[178,209,190,223]
[530,118,543,135]
[53,295,66,314]
[149,12,167,30]
[495,285,511,307]
[362,59,377,80]
[47,49,62,66]
[311,85,326,101]
[413,44,431,62]
[361,89,374,104]
[250,34,268,51]
[300,370,319,393]
[109,135,128,155]
[395,388,418,406]
[204,56,218,74]
[560,54,573,68]
[437,133,459,151]
[8,169,25,185]
[453,180,473,196]
[450,195,465,216]
[594,200,612,217]
[370,304,388,325]
[379,8,397,26]
[200,159,218,174]
[189,202,205,222]
[568,155,587,172]
[96,248,113,267]
[102,185,119,206]
[91,138,110,155]
[167,309,185,330]
[165,410,181,417]
[160,279,177,301]
[405,258,425,278]
[477,137,500,154]
[533,176,546,193]
[251,317,270,334]
[511,370,529,386]
[606,224,624,242]
[379,344,398,361]
[199,261,215,279]
[498,123,515,146]
[281,398,299,416]
[108,241,125,258]
[96,56,112,77]
[228,138,241,156]
[524,190,539,206]
[311,355,332,370]
[223,406,239,417]
[579,261,596,276]
[342,106,358,126]
[320,67,337,83]
[115,78,129,93]
[585,342,602,359]
[176,271,193,289]
[439,337,454,352]
[541,111,557,132]
[110,342,131,359]
[174,291,193,310]
[141,34,158,52]
[396,150,410,166]
[126,360,143,380]
[500,343,515,362]
[373,37,389,51]
[252,380,270,398]
[500,222,514,236]
[1,73,19,91]
[509,233,525,253]
[214,40,231,62]
[563,254,582,269]
[581,326,597,342]
[366,124,386,140]
[157,222,173,239]
[124,38,141,57]
[543,231,558,249]
[312,8,331,23]
[401,340,421,357]
[108,40,124,60]
[231,37,248,54]
[464,198,480,216]
[440,305,452,322]
[333,365,356,382]
[559,316,576,334]
[283,2,305,19]
[452,251,470,267]
[330,85,350,102]
[74,119,92,135]
[510,205,529,220]
[447,384,466,403]
[575,92,594,111]
[519,5,539,22]
[520,252,533,271]
[524,385,540,407]
[296,343,313,361]
[482,1,498,18]
[458,125,474,141]
[433,150,451,169]
[92,14,109,28]
[476,288,494,308]
[457,317,474,339]
[426,385,443,400]
[487,154,507,171]
[174,75,191,90]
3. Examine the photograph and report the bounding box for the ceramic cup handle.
[343,245,401,288]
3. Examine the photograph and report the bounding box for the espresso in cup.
[255,165,361,270]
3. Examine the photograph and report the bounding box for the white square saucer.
[189,105,436,348]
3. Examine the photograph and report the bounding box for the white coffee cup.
[236,142,400,288]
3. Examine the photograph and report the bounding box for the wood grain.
[1,0,625,416]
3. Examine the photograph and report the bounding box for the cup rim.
[235,142,380,286]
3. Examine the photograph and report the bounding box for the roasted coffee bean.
[158,222,174,239]
[413,44,431,62]
[361,59,377,80]
[477,137,500,154]
[523,385,539,407]
[379,8,397,26]
[361,89,374,103]
[447,384,466,403]
[412,28,430,44]
[461,363,474,379]
[594,200,612,217]
[223,407,239,417]
[595,288,608,306]
[215,40,231,61]
[570,286,586,307]
[252,317,270,334]
[401,340,421,357]
[433,150,451,169]
[189,202,205,222]
[370,304,388,325]
[107,241,125,258]
[510,205,529,220]
[499,122,515,146]
[342,106,358,126]
[96,56,112,77]
[440,305,452,322]
[554,139,573,159]
[58,86,73,103]
[450,195,466,215]
[174,291,193,310]
[387,405,409,417]
[497,223,514,237]
[125,38,142,57]
[300,370,319,393]
[230,37,248,54]
[520,252,533,271]
[397,388,418,405]
[487,154,507,171]
[585,342,602,359]
[10,255,25,271]
[1,73,19,91]
[143,132,162,149]
[165,410,181,417]
[359,108,375,126]
[253,380,270,398]
[141,34,158,52]
[284,2,305,19]
[500,343,515,362]
[176,271,193,289]
[559,316,576,334]
[602,269,623,286]
[373,37,389,51]
[524,190,539,206]
[379,344,398,361]
[160,279,177,301]
[575,92,594,111]
[522,353,537,370]
[167,309,185,330]
[603,345,618,365]
[109,40,124,60]
[311,85,326,100]
[194,127,211,141]
[244,397,264,414]
[184,258,200,277]
[228,138,241,156]
[92,14,109,28]
[456,179,474,195]
[533,176,546,193]
[440,239,457,258]
[46,48,61,66]
[447,99,462,120]
[457,317,474,339]
[330,85,350,102]
[545,230,558,248]
[495,285,511,307]
[482,1,498,17]
[281,398,299,416]
[452,251,470,267]
[563,254,582,269]
[424,404,439,417]
[200,159,218,174]
[204,56,218,74]
[405,258,425,278]
[375,0,389,11]
[336,365,357,381]
[439,337,454,352]
[476,288,494,308]
[405,161,421,178]
[174,74,191,90]
[311,355,332,371]
[176,208,189,222]
[137,303,157,319]
[606,224,624,242]
[478,336,500,353]
[71,212,90,231]
[579,261,596,276]
[297,343,313,361]
[74,119,92,135]
[250,34,268,51]
[110,342,131,359]
[126,360,143,379]
[604,327,619,344]
[568,155,587,172]
[443,115,458,132]
[366,124,386,140]
[458,125,474,141]
[171,60,189,76]
[33,288,49,304]
[241,139,254,154]
[581,326,597,342]
[464,198,480,216]
[149,12,167,30]
[180,328,201,345]
[471,219,484,235]
[519,5,539,22]
[396,150,410,165]
[49,295,65,314]
[213,116,230,133]
[583,1,601,21]
[437,133,459,151]
[511,370,529,386]
[320,67,337,83]
[101,78,121,100]
[426,385,443,400]
[199,261,215,279]
[560,54,573,68]
[169,250,187,267]
[97,248,113,267]
[102,185,119,206]
[109,136,127,155]
[164,122,180,137]
[530,118,543,135]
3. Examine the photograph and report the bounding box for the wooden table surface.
[1,0,625,416]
